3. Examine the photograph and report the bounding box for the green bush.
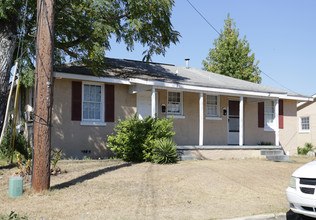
[152,138,178,164]
[0,124,31,160]
[107,115,175,163]
[297,142,314,155]
[0,211,28,220]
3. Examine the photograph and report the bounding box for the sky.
[107,0,316,96]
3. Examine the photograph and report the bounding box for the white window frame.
[205,95,221,120]
[81,81,106,126]
[299,116,310,133]
[167,91,184,118]
[264,100,275,131]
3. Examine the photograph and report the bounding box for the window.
[167,91,182,115]
[82,82,104,122]
[300,116,310,132]
[206,95,220,117]
[264,100,274,129]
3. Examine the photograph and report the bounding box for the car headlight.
[289,176,297,189]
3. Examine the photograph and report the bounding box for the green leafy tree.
[202,14,261,83]
[0,0,180,133]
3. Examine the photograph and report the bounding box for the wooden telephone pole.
[32,0,55,192]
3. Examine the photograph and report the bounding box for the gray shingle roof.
[54,57,310,99]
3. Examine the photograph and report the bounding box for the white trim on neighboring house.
[299,116,310,133]
[297,94,316,107]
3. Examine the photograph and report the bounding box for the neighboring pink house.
[297,94,316,149]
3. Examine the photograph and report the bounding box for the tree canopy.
[202,14,261,83]
[0,0,180,135]
[1,0,180,86]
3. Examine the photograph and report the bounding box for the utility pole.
[32,0,55,192]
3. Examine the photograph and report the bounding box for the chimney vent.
[185,58,190,69]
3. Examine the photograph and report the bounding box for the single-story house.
[23,58,313,159]
[297,94,316,148]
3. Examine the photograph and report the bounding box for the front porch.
[134,86,283,148]
[176,145,290,162]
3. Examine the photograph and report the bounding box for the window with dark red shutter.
[279,99,284,129]
[258,102,264,128]
[105,85,115,122]
[71,81,82,121]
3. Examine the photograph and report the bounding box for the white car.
[286,160,316,218]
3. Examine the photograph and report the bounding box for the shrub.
[152,138,178,164]
[107,114,175,163]
[0,211,28,220]
[0,124,31,161]
[297,142,314,155]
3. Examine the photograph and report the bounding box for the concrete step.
[266,155,290,162]
[261,150,284,156]
[177,150,195,161]
[180,155,196,161]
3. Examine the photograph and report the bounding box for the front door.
[228,100,239,145]
[136,91,158,120]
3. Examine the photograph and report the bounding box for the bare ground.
[0,156,314,220]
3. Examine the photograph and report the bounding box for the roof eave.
[54,72,312,101]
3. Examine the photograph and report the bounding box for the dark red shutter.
[105,84,115,122]
[279,99,284,129]
[72,81,82,121]
[258,102,264,128]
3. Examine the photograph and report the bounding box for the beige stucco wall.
[156,92,296,149]
[51,80,299,158]
[279,100,298,155]
[244,99,298,155]
[297,101,316,149]
[244,100,274,145]
[51,79,136,158]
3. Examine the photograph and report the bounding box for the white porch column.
[151,87,156,118]
[275,99,279,146]
[199,92,204,146]
[239,96,244,146]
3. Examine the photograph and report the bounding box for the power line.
[261,71,297,93]
[186,0,220,35]
[186,0,296,93]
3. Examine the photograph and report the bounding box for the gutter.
[53,72,313,102]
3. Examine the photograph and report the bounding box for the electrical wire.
[261,71,297,94]
[186,0,296,93]
[186,0,220,35]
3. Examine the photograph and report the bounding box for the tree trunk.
[32,0,55,192]
[0,21,17,135]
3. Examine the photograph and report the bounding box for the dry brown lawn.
[0,156,314,220]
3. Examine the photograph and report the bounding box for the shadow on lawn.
[0,164,15,170]
[51,162,132,190]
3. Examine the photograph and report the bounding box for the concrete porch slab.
[176,145,282,150]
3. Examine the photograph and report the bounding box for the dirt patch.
[0,157,314,219]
